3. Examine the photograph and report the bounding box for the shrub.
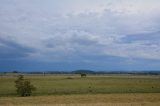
[15,75,36,96]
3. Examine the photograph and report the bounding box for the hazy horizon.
[0,0,160,71]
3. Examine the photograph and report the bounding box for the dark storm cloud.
[0,37,35,59]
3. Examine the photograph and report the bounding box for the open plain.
[0,74,160,106]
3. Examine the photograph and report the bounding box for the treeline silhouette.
[1,70,160,75]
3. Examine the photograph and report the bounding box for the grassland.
[0,74,160,96]
[0,74,160,106]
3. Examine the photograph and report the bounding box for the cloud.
[0,36,35,59]
[0,0,160,62]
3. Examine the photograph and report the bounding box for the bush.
[15,75,36,96]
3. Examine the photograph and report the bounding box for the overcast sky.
[0,0,160,71]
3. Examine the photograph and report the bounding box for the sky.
[0,0,160,71]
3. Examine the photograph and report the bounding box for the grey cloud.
[43,30,99,53]
[0,37,35,59]
[0,0,160,61]
[123,31,160,43]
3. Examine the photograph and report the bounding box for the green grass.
[0,74,160,96]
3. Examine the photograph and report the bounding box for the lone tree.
[80,73,87,78]
[15,75,36,97]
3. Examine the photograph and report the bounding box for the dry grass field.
[0,93,160,106]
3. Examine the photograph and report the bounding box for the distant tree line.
[1,70,160,75]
